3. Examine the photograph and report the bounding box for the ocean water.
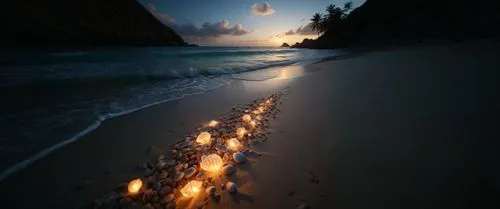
[0,46,339,179]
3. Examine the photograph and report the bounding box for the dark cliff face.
[293,0,500,49]
[0,0,187,47]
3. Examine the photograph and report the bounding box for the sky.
[139,0,366,46]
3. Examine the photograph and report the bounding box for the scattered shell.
[205,186,216,196]
[167,160,176,166]
[93,94,285,207]
[195,172,206,180]
[233,152,246,164]
[226,182,238,193]
[159,186,172,196]
[222,164,236,175]
[158,171,168,179]
[143,169,153,176]
[156,162,166,170]
[184,167,197,178]
[173,172,184,182]
[163,194,174,203]
[147,175,156,183]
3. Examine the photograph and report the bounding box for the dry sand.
[1,41,498,209]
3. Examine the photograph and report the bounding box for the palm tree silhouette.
[310,13,323,37]
[343,1,353,13]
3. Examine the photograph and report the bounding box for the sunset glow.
[140,0,365,46]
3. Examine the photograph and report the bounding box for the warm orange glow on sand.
[181,180,203,197]
[196,132,211,144]
[200,154,223,172]
[128,178,142,194]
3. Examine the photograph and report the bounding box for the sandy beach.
[1,41,498,209]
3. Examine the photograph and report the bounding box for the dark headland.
[280,43,290,47]
[292,0,500,49]
[0,0,187,47]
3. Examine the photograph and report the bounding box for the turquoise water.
[0,46,339,179]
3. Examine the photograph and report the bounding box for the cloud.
[284,24,316,36]
[295,24,316,35]
[177,20,249,37]
[252,2,275,16]
[285,29,295,35]
[146,3,250,42]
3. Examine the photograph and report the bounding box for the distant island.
[280,43,290,47]
[292,0,499,49]
[0,0,187,47]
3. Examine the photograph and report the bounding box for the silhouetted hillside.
[292,0,500,48]
[0,0,187,47]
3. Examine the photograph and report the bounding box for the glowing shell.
[196,132,211,144]
[180,180,203,197]
[258,106,265,112]
[256,115,262,120]
[128,178,142,194]
[236,127,246,137]
[227,138,241,150]
[252,110,260,115]
[242,114,252,122]
[250,120,257,127]
[208,120,218,127]
[200,154,223,172]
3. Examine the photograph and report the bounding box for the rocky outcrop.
[280,43,290,47]
[0,0,187,47]
[292,0,500,49]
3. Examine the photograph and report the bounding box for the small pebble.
[184,167,197,178]
[222,164,236,175]
[297,203,311,209]
[226,182,238,193]
[163,194,174,203]
[159,186,172,196]
[205,186,216,196]
[195,172,206,180]
[174,172,184,182]
[233,152,246,164]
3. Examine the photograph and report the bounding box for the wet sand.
[1,41,499,209]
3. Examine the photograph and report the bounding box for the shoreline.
[0,50,344,183]
[1,41,498,208]
[0,64,299,208]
